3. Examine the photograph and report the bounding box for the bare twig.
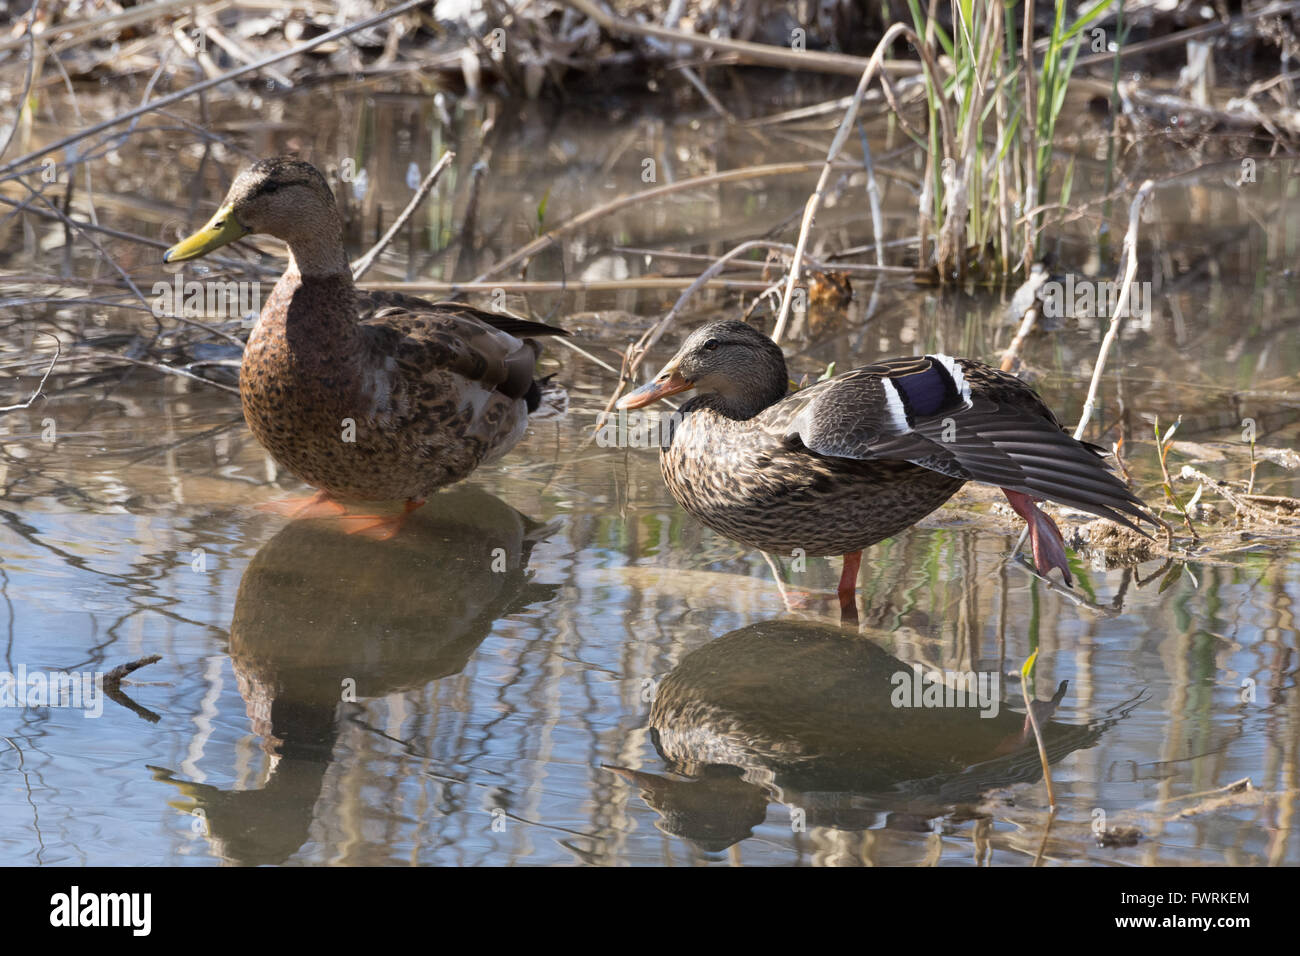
[1072,180,1154,441]
[194,11,295,89]
[0,0,433,176]
[351,150,455,282]
[82,348,240,395]
[1179,465,1300,526]
[0,331,59,414]
[473,160,852,284]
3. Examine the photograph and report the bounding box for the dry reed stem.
[772,22,950,343]
[103,654,163,687]
[362,278,775,295]
[472,160,855,284]
[1020,0,1038,275]
[0,332,60,414]
[1072,179,1154,441]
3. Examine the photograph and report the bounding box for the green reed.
[902,0,1115,279]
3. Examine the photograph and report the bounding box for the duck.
[163,157,566,537]
[617,319,1157,619]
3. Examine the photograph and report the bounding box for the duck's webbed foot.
[335,498,426,541]
[257,490,347,519]
[1001,489,1072,586]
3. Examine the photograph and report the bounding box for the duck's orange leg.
[334,498,426,541]
[838,550,863,625]
[1002,489,1072,585]
[256,490,348,519]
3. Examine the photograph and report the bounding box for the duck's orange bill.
[616,368,693,410]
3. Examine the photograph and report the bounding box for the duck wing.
[358,291,569,339]
[763,355,1154,534]
[358,296,565,405]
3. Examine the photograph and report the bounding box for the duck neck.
[283,224,352,280]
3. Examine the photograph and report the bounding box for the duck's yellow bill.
[616,368,693,409]
[163,205,248,263]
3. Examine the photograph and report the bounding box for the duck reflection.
[613,618,1127,853]
[151,487,558,865]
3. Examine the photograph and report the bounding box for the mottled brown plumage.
[618,320,1157,616]
[165,157,565,508]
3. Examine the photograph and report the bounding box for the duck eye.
[704,338,719,351]
[261,181,281,195]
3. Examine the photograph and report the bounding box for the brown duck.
[618,320,1156,618]
[164,157,565,536]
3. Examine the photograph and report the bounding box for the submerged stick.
[1000,307,1038,372]
[104,655,163,687]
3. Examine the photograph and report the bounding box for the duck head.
[617,320,789,419]
[164,157,347,276]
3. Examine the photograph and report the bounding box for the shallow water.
[1,81,1298,865]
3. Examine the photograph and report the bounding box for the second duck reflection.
[156,488,1108,864]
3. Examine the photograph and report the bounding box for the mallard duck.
[617,320,1156,618]
[163,157,565,536]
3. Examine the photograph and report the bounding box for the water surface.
[1,80,1297,866]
